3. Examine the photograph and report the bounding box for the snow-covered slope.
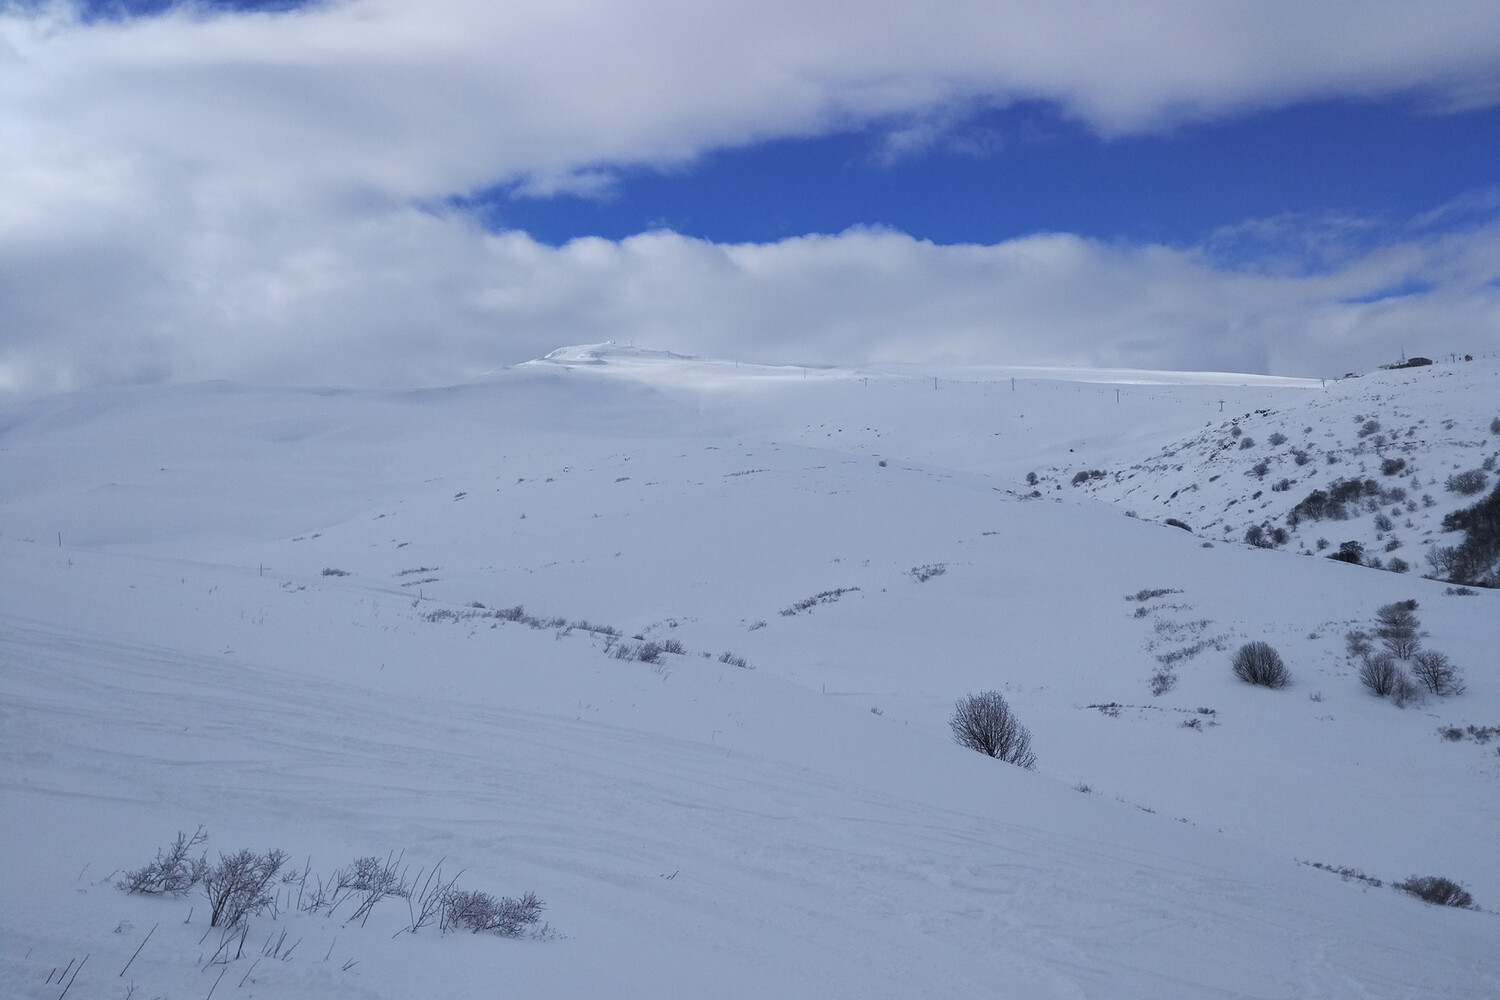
[2,347,1496,999]
[1045,360,1500,580]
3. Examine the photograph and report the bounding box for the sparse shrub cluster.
[1231,642,1290,688]
[1288,477,1383,525]
[440,890,545,935]
[1354,601,1464,707]
[1244,524,1289,548]
[909,563,947,582]
[950,691,1036,768]
[422,603,618,636]
[1070,469,1106,486]
[120,830,546,939]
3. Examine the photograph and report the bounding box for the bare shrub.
[1395,875,1474,908]
[1375,601,1421,658]
[1392,672,1424,708]
[440,890,544,936]
[204,848,288,928]
[1149,668,1176,696]
[1231,642,1290,688]
[717,651,750,669]
[338,853,411,926]
[1410,650,1465,696]
[118,827,209,896]
[1359,653,1401,697]
[404,865,462,934]
[950,691,1037,768]
[659,638,686,656]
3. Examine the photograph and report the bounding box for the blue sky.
[2,0,1498,396]
[482,98,1500,253]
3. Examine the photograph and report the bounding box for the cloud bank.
[3,0,1499,396]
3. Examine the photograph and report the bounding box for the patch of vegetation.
[1304,861,1383,888]
[780,587,860,616]
[1125,587,1182,602]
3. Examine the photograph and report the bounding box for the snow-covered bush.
[118,827,209,896]
[1231,642,1290,688]
[204,848,288,928]
[950,691,1036,769]
[440,889,544,935]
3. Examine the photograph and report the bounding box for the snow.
[2,350,1497,999]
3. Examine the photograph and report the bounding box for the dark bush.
[1411,650,1465,696]
[1446,469,1488,496]
[1376,601,1421,658]
[1434,482,1500,587]
[950,691,1036,768]
[1231,642,1290,688]
[1359,653,1401,697]
[1395,876,1473,908]
[1164,518,1191,532]
[1268,432,1287,446]
[1328,541,1363,564]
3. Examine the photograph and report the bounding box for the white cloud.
[3,202,1496,398]
[2,0,1499,396]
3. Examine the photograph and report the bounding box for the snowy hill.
[2,348,1497,999]
[1046,360,1500,581]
